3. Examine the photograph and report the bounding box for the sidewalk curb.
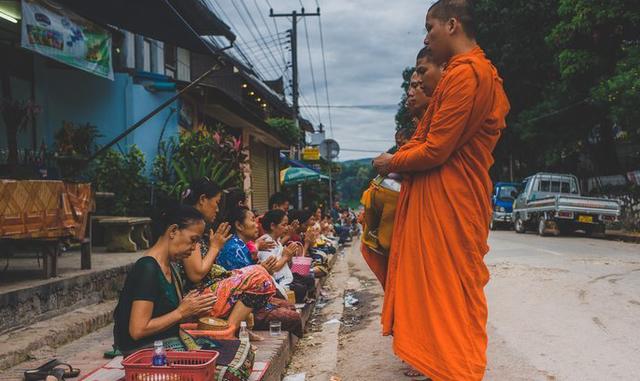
[603,232,640,244]
[0,301,116,370]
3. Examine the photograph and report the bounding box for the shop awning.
[53,0,235,53]
[280,167,329,186]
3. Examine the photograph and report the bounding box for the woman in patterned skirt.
[176,178,276,332]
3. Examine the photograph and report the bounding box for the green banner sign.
[21,0,114,80]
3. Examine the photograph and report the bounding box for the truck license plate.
[578,215,593,223]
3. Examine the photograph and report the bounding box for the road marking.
[537,248,564,256]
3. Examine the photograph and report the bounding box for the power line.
[211,0,277,78]
[341,148,388,153]
[241,31,289,47]
[524,99,589,124]
[238,0,286,77]
[264,0,292,103]
[232,0,285,79]
[299,104,398,110]
[316,2,334,138]
[299,0,322,126]
[205,1,268,79]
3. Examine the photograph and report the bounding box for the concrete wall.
[0,263,132,334]
[15,55,180,173]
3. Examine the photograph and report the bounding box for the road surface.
[287,232,640,381]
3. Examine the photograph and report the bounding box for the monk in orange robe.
[361,46,441,289]
[373,1,510,380]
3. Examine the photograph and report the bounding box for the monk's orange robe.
[361,244,388,288]
[382,47,510,381]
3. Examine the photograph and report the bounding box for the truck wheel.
[490,219,497,231]
[514,215,526,234]
[538,217,549,237]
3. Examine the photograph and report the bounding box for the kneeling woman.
[217,208,304,337]
[177,178,276,330]
[113,205,216,354]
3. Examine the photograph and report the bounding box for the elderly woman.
[113,205,215,354]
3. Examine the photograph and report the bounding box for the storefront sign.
[302,147,320,161]
[21,0,114,80]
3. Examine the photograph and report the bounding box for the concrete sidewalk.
[0,244,342,381]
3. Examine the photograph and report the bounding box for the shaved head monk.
[373,0,510,380]
[360,47,441,290]
[407,46,441,122]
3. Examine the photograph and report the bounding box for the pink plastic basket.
[291,256,312,276]
[121,349,219,381]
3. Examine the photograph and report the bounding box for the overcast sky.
[209,0,433,161]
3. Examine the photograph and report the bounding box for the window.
[498,186,519,200]
[560,182,571,193]
[142,39,151,72]
[176,47,191,81]
[164,43,177,78]
[550,181,561,192]
[539,180,550,192]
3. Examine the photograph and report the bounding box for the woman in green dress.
[113,205,215,354]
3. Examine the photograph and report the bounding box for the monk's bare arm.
[388,65,477,172]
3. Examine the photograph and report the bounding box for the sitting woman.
[217,207,303,337]
[258,210,314,303]
[113,205,216,354]
[287,210,330,278]
[177,178,276,333]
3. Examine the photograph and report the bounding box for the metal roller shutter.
[250,139,269,214]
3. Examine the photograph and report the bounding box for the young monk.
[361,46,442,289]
[373,1,510,380]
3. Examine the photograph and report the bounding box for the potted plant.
[0,98,41,169]
[54,121,102,178]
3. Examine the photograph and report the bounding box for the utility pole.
[319,123,333,209]
[270,7,320,209]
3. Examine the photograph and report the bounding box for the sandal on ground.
[45,368,65,381]
[403,368,432,380]
[24,359,80,381]
[403,369,423,378]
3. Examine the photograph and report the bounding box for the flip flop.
[103,346,123,359]
[45,368,65,381]
[403,369,432,380]
[24,360,80,381]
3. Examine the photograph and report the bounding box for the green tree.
[475,0,639,178]
[394,67,416,131]
[335,159,375,206]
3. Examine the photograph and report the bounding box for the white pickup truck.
[512,173,621,236]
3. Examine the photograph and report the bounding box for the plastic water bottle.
[239,321,250,343]
[152,340,167,366]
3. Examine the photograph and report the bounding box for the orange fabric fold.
[382,47,510,381]
[360,244,388,289]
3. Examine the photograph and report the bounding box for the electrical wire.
[299,0,322,126]
[316,1,334,137]
[263,0,292,95]
[205,0,267,78]
[230,0,284,79]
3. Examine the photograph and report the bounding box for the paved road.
[485,231,640,381]
[290,233,640,380]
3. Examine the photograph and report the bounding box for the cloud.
[211,0,434,160]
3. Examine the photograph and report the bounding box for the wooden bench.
[97,217,151,252]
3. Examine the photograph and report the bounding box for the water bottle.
[152,340,167,366]
[238,321,250,343]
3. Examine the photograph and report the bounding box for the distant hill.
[336,158,376,206]
[339,158,373,166]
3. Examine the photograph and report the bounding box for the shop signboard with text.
[21,0,114,80]
[302,147,320,161]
